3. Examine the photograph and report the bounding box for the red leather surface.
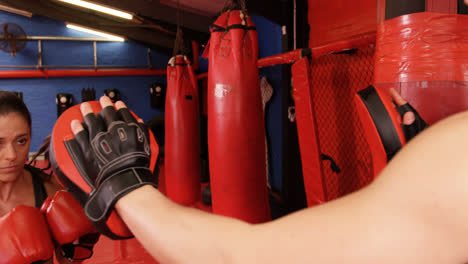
[165,56,201,205]
[157,157,166,195]
[375,12,468,124]
[41,190,96,245]
[308,0,377,49]
[257,49,305,68]
[291,57,326,207]
[1,206,54,264]
[206,10,270,223]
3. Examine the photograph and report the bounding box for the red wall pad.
[292,57,325,206]
[258,49,311,68]
[165,56,201,205]
[206,9,270,223]
[355,85,406,177]
[375,12,468,125]
[309,46,375,201]
[308,0,377,49]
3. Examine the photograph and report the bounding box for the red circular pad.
[51,101,159,192]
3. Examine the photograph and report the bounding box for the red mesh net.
[310,44,375,201]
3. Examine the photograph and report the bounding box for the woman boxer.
[0,91,97,264]
[0,92,61,217]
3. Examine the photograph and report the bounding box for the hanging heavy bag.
[165,55,201,205]
[205,2,270,223]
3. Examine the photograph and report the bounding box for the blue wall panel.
[253,14,283,190]
[0,11,168,152]
[43,41,95,66]
[1,75,166,153]
[0,11,283,191]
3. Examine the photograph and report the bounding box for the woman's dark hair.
[28,135,52,181]
[0,91,31,130]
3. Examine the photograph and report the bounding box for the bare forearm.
[115,186,255,264]
[115,112,468,264]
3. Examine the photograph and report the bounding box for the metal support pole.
[37,40,42,69]
[93,41,97,69]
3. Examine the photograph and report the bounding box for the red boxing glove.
[41,190,100,261]
[0,205,54,264]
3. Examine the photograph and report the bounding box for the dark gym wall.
[254,15,283,191]
[0,11,284,191]
[459,0,468,14]
[385,0,425,20]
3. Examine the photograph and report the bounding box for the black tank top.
[22,165,51,264]
[24,165,49,208]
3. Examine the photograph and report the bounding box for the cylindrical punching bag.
[374,13,468,125]
[165,55,201,205]
[207,9,271,223]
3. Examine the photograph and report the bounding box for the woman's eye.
[17,138,28,145]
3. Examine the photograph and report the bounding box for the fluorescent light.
[57,0,133,20]
[66,23,125,42]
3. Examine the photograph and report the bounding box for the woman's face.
[0,112,31,182]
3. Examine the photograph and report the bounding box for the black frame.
[385,0,426,20]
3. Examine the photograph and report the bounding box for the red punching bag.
[165,55,201,205]
[206,8,270,223]
[375,13,468,125]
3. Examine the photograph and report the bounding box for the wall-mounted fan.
[0,23,27,56]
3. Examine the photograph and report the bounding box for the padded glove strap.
[357,85,403,161]
[85,167,156,224]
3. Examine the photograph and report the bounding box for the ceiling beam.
[246,0,282,25]
[0,0,185,54]
[91,0,213,33]
[89,0,283,30]
[0,0,284,54]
